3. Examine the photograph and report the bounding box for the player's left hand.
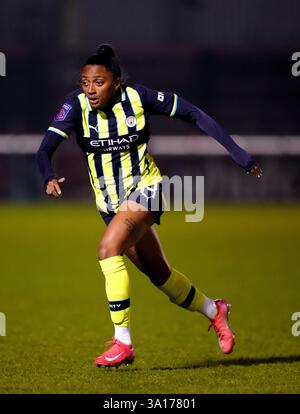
[249,163,262,178]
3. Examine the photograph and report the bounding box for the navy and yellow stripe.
[79,86,162,213]
[170,94,178,117]
[48,126,68,139]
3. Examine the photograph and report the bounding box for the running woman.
[36,45,262,368]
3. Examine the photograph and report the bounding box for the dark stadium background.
[0,0,300,395]
[1,0,300,201]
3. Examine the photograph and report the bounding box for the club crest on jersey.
[54,103,72,121]
[125,116,137,128]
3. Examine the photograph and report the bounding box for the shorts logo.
[54,103,72,121]
[141,184,158,200]
[125,116,137,128]
[157,92,164,102]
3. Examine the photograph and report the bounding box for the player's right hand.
[249,163,263,178]
[46,177,65,198]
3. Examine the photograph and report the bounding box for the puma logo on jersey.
[89,124,99,133]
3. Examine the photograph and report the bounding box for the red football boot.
[95,337,135,368]
[208,299,235,354]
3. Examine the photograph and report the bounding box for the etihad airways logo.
[90,134,139,151]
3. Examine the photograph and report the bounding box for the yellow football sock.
[99,255,130,327]
[158,268,205,312]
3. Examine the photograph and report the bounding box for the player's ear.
[114,77,121,90]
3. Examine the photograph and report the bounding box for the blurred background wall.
[0,0,300,201]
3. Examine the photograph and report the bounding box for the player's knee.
[98,238,123,260]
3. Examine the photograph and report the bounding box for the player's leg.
[125,225,216,314]
[126,226,235,354]
[125,226,171,285]
[95,200,154,367]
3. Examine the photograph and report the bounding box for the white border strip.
[1,134,300,155]
[149,135,300,155]
[0,135,44,154]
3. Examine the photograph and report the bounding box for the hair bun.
[97,44,115,58]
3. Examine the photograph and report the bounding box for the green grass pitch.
[0,202,299,394]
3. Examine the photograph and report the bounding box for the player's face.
[80,65,120,110]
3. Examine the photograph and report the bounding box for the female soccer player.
[37,45,262,368]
